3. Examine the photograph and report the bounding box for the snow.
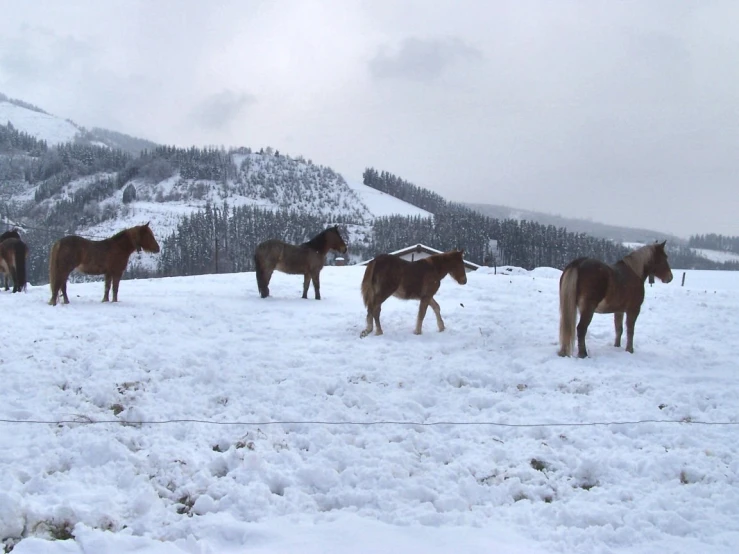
[347,180,432,219]
[0,101,80,146]
[2,266,738,553]
[691,248,739,264]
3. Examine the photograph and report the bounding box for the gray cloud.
[190,91,257,131]
[1,1,738,237]
[369,37,482,82]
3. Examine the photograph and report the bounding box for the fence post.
[681,272,686,287]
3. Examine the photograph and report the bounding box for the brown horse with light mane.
[558,241,673,358]
[0,230,28,293]
[254,225,347,299]
[48,223,160,306]
[360,250,468,338]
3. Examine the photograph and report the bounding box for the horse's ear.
[459,249,465,256]
[145,221,151,228]
[659,240,666,249]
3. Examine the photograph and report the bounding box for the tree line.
[689,233,739,254]
[362,168,734,271]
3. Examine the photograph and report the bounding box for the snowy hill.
[2,266,738,553]
[0,99,81,146]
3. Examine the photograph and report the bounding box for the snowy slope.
[347,180,432,218]
[0,100,80,145]
[691,248,739,264]
[1,267,738,553]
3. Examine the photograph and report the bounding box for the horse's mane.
[302,227,336,253]
[622,244,657,278]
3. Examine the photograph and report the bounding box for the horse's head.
[327,225,348,254]
[448,249,468,285]
[135,222,161,254]
[649,241,673,283]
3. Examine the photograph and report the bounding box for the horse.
[0,237,28,293]
[360,250,468,338]
[48,223,160,306]
[254,225,347,300]
[558,241,673,358]
[0,229,23,291]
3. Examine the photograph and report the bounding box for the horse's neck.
[303,236,328,256]
[622,249,652,281]
[111,231,137,254]
[427,255,451,278]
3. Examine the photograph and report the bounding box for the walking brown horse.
[360,250,468,338]
[558,241,673,358]
[254,225,347,299]
[0,235,28,293]
[48,223,160,306]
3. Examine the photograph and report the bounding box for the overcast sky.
[1,0,737,238]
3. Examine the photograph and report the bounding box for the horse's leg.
[3,273,8,291]
[624,308,640,354]
[614,312,624,348]
[360,301,375,338]
[102,274,112,302]
[10,265,18,293]
[112,273,122,302]
[576,305,594,358]
[312,271,321,300]
[372,303,384,336]
[414,297,431,335]
[302,273,310,299]
[60,275,70,304]
[429,297,445,332]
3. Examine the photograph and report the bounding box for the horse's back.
[371,255,433,300]
[564,256,643,312]
[52,235,97,272]
[259,239,323,274]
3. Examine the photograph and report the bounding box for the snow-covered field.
[1,266,738,554]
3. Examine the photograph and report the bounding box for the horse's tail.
[254,251,268,298]
[558,265,579,357]
[13,240,27,292]
[49,240,60,298]
[361,260,376,308]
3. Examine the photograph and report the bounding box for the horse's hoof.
[360,330,370,338]
[578,352,588,359]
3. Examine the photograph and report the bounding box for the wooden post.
[681,272,686,287]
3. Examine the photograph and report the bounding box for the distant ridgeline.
[1,115,736,285]
[361,168,736,271]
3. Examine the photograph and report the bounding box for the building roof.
[359,243,481,270]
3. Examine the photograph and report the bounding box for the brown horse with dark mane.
[48,223,160,306]
[360,250,467,338]
[558,241,673,358]
[254,225,347,300]
[0,230,28,293]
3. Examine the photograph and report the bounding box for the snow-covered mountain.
[0,95,427,236]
